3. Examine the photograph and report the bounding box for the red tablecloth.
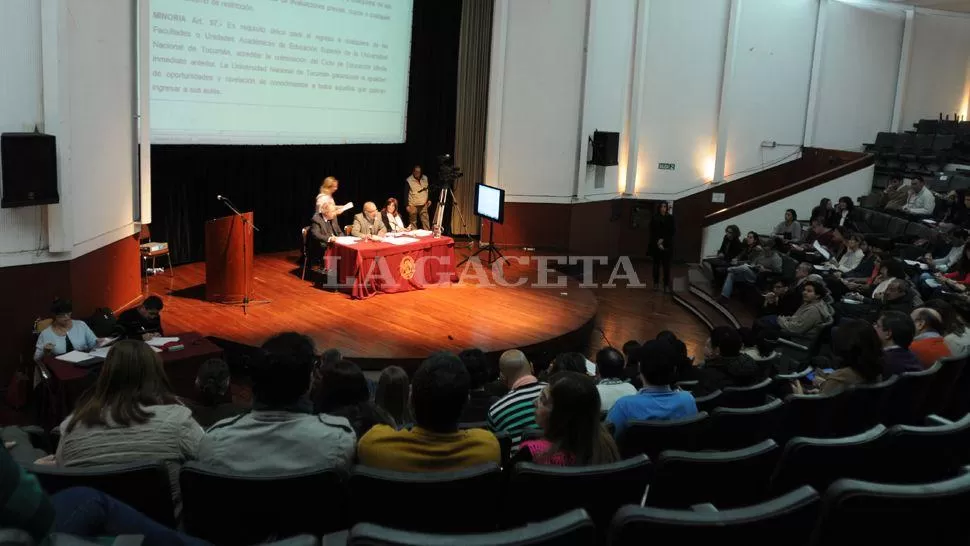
[43,332,223,424]
[325,235,459,299]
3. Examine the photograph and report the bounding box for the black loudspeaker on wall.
[588,130,619,167]
[1,132,59,208]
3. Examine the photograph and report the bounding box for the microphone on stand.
[216,194,226,202]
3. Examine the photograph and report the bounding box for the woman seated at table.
[380,197,411,233]
[34,299,99,363]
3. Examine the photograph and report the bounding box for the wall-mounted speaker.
[1,133,59,208]
[588,131,619,167]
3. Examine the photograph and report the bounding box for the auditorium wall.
[809,2,904,151]
[487,0,970,211]
[901,12,970,130]
[0,0,142,382]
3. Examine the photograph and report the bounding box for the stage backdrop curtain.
[150,0,462,265]
[451,0,493,237]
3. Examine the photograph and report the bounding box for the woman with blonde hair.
[316,176,350,214]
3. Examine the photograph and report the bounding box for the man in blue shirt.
[606,339,698,439]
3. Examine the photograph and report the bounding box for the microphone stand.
[218,197,270,315]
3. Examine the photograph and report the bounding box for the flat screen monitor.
[475,183,505,224]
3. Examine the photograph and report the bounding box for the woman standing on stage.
[315,176,340,213]
[649,202,676,293]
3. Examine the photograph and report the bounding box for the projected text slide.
[149,0,413,144]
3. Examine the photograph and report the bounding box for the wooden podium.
[205,212,255,303]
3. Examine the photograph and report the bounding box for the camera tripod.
[432,185,474,248]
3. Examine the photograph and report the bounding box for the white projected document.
[149,0,414,144]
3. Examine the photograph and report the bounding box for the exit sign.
[658,163,676,170]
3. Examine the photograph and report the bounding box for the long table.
[325,235,459,299]
[42,332,223,424]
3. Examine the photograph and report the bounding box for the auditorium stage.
[146,248,600,370]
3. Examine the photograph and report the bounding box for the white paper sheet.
[334,236,361,245]
[383,237,420,245]
[146,337,179,347]
[411,229,433,237]
[96,336,119,348]
[336,202,354,214]
[812,240,831,261]
[813,264,832,271]
[89,347,112,359]
[922,219,937,225]
[903,259,930,271]
[55,351,97,363]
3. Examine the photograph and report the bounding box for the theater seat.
[812,472,970,545]
[505,455,652,530]
[344,508,595,546]
[770,424,888,497]
[718,378,773,409]
[870,414,970,484]
[26,460,175,528]
[180,462,348,544]
[349,463,503,533]
[884,361,940,425]
[704,399,786,450]
[608,486,820,546]
[617,412,709,461]
[647,439,781,509]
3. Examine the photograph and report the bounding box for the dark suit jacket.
[310,213,341,243]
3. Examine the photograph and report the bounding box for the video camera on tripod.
[434,154,463,191]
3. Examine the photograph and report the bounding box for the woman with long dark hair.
[649,201,676,292]
[811,197,836,228]
[793,319,883,395]
[514,372,619,466]
[186,358,245,428]
[375,366,413,427]
[380,197,410,233]
[773,209,802,241]
[314,359,393,436]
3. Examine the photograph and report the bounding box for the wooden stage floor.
[146,248,711,368]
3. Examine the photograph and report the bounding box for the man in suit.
[310,201,343,245]
[351,202,387,240]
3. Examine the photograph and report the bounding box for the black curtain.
[151,0,462,264]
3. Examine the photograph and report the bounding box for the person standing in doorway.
[649,202,676,292]
[406,165,430,230]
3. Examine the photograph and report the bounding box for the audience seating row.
[25,411,970,544]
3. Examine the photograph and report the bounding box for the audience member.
[763,263,813,317]
[375,366,413,427]
[594,347,636,412]
[880,175,908,210]
[606,340,697,439]
[909,308,952,368]
[54,340,203,510]
[199,332,356,473]
[831,233,865,273]
[761,280,834,346]
[548,352,589,376]
[922,229,968,276]
[740,327,781,363]
[702,225,743,282]
[835,196,856,229]
[487,350,545,450]
[34,299,98,362]
[902,176,935,217]
[773,209,802,242]
[720,239,782,299]
[117,295,164,340]
[460,348,507,398]
[185,358,245,429]
[621,340,642,386]
[459,350,500,423]
[314,359,394,437]
[694,327,763,396]
[924,299,970,357]
[933,242,970,293]
[357,352,500,472]
[811,198,837,228]
[874,311,923,377]
[516,372,620,466]
[795,319,883,395]
[656,330,695,383]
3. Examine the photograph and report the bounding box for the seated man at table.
[352,201,388,240]
[310,201,343,246]
[198,332,356,473]
[117,295,164,341]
